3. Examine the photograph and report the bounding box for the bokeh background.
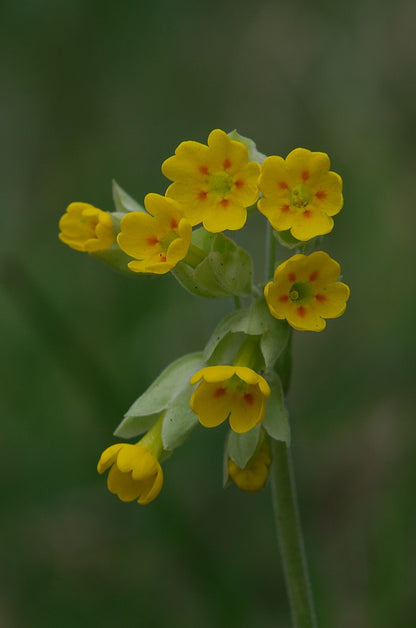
[2,0,415,626]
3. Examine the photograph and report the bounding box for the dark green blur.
[1,0,415,626]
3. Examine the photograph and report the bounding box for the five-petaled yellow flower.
[190,366,271,434]
[162,129,261,233]
[258,148,343,241]
[59,202,115,252]
[264,251,350,332]
[117,193,192,274]
[97,442,163,505]
[228,441,271,492]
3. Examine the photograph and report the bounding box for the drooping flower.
[190,365,271,434]
[228,441,271,492]
[264,251,350,332]
[258,148,343,241]
[97,442,163,505]
[162,129,261,232]
[117,193,192,274]
[59,202,115,252]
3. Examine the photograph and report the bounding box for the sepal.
[262,371,290,444]
[172,228,253,298]
[114,352,204,443]
[204,298,290,370]
[227,130,266,164]
[112,180,145,214]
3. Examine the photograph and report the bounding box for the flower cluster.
[59,129,350,505]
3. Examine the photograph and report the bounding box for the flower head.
[97,442,163,505]
[190,365,271,434]
[117,193,192,274]
[59,202,115,252]
[162,129,261,233]
[258,148,343,241]
[264,251,350,332]
[228,441,271,492]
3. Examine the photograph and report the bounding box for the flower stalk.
[271,440,317,628]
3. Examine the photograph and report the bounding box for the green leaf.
[263,372,290,444]
[227,130,266,164]
[161,385,199,450]
[112,180,145,214]
[114,352,204,438]
[227,425,261,468]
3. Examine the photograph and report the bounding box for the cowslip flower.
[97,442,163,504]
[117,193,192,274]
[190,366,271,434]
[264,251,350,332]
[258,148,343,241]
[162,129,261,232]
[59,202,115,252]
[228,441,271,492]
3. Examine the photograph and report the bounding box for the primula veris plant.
[59,129,350,627]
[59,202,115,252]
[258,148,343,241]
[117,193,192,274]
[162,129,261,232]
[264,251,350,332]
[190,365,271,433]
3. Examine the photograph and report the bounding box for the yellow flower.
[117,193,192,274]
[59,202,115,252]
[162,129,261,232]
[228,441,271,492]
[264,251,350,332]
[190,366,271,434]
[97,442,163,505]
[258,148,343,241]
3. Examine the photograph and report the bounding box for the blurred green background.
[1,0,415,626]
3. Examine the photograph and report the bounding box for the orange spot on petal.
[309,270,319,281]
[288,272,296,282]
[159,254,167,262]
[170,217,178,230]
[278,181,289,190]
[297,306,306,317]
[244,393,254,406]
[199,165,209,175]
[279,295,289,302]
[223,158,231,170]
[213,387,226,398]
[303,210,312,218]
[315,190,327,200]
[198,190,208,200]
[235,179,244,189]
[147,236,159,246]
[281,204,290,213]
[315,293,326,302]
[220,198,229,208]
[301,170,309,181]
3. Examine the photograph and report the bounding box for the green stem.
[271,440,317,628]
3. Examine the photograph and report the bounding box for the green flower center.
[290,183,313,208]
[289,281,313,303]
[226,375,247,394]
[208,171,233,196]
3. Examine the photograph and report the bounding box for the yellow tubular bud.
[228,442,271,492]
